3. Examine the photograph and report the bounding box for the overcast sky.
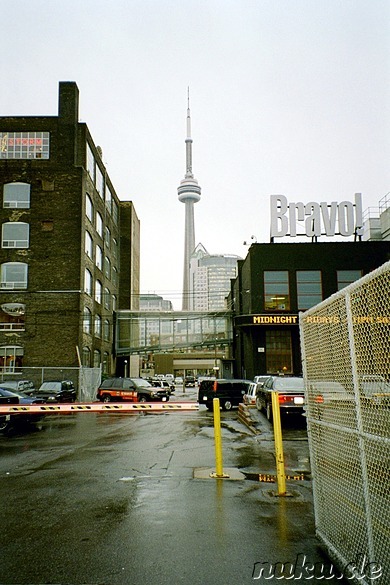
[2,1,389,309]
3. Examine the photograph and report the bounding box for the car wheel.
[256,397,262,411]
[0,417,11,432]
[102,394,112,403]
[266,402,272,421]
[222,400,233,411]
[138,395,147,403]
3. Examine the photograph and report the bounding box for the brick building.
[0,82,140,377]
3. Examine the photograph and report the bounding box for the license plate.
[203,396,208,401]
[294,396,304,404]
[162,397,167,401]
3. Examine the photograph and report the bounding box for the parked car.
[174,376,183,386]
[198,378,253,411]
[253,375,269,387]
[34,380,76,403]
[0,387,45,432]
[96,377,169,403]
[0,379,35,394]
[184,376,196,387]
[150,379,175,394]
[243,382,260,406]
[256,376,305,421]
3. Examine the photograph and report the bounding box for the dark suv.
[198,379,252,411]
[96,377,169,403]
[34,380,76,403]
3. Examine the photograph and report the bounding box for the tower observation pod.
[178,88,201,311]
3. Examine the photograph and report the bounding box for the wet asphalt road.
[0,388,346,585]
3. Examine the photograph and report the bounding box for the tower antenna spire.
[178,88,201,311]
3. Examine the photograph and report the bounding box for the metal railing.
[299,261,390,585]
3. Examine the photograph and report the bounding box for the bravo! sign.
[270,193,363,239]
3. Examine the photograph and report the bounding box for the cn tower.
[178,89,201,311]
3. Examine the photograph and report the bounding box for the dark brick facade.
[0,82,140,374]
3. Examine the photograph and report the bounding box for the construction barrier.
[0,401,199,415]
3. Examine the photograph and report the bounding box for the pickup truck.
[256,376,305,421]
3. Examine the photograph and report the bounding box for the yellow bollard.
[271,391,287,496]
[210,398,229,478]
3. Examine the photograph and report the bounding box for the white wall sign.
[270,193,363,239]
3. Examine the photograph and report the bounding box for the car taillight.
[213,381,218,392]
[278,394,294,403]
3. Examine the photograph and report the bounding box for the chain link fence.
[299,261,390,584]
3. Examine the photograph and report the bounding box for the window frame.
[3,182,31,209]
[0,262,28,289]
[2,222,29,248]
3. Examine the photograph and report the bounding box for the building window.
[105,227,111,249]
[103,352,109,373]
[112,238,118,260]
[93,349,101,368]
[2,222,29,248]
[0,262,28,289]
[0,303,25,331]
[82,346,91,367]
[84,268,93,296]
[104,257,111,280]
[0,132,49,159]
[86,143,95,183]
[103,319,110,341]
[0,345,24,372]
[95,314,102,338]
[95,245,103,270]
[96,212,103,238]
[86,193,93,222]
[266,330,292,374]
[83,307,92,334]
[96,166,104,199]
[103,287,111,310]
[105,186,112,214]
[112,295,117,311]
[95,280,102,304]
[112,200,118,224]
[3,182,31,208]
[112,266,118,286]
[264,271,290,311]
[85,231,93,259]
[337,270,362,290]
[297,271,322,310]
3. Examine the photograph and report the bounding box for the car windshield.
[38,383,61,393]
[274,378,304,391]
[132,378,152,388]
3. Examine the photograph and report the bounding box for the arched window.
[82,346,91,367]
[83,307,92,334]
[3,183,30,209]
[0,262,28,289]
[96,212,103,238]
[104,257,111,279]
[93,349,101,368]
[103,319,110,341]
[2,222,29,248]
[85,231,93,259]
[85,193,93,222]
[103,287,111,310]
[84,268,93,296]
[95,280,102,304]
[95,245,103,270]
[94,314,102,338]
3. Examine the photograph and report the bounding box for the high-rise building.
[177,90,201,311]
[0,81,140,378]
[189,244,241,311]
